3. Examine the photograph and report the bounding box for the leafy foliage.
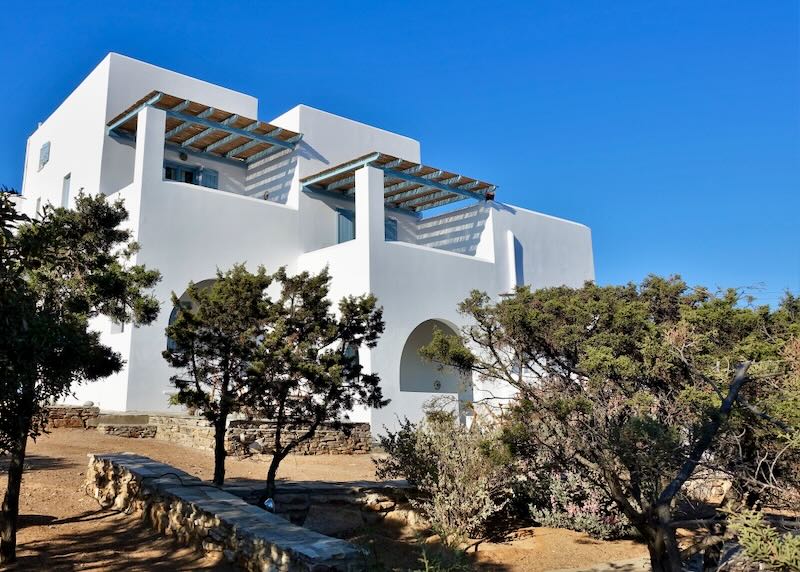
[422,276,800,571]
[0,191,160,563]
[375,410,512,542]
[530,470,634,540]
[166,265,387,495]
[728,509,800,572]
[163,264,273,485]
[244,267,386,499]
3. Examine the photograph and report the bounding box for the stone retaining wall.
[150,415,215,449]
[46,405,100,428]
[225,480,424,538]
[97,424,157,438]
[86,453,366,571]
[147,416,371,455]
[227,421,371,456]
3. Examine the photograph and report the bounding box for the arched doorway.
[166,278,216,351]
[399,319,473,421]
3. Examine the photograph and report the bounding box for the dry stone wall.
[86,453,366,571]
[227,421,371,456]
[97,424,157,438]
[46,405,100,428]
[148,416,371,455]
[47,408,371,456]
[225,480,424,539]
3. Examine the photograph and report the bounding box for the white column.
[354,165,385,245]
[132,106,166,188]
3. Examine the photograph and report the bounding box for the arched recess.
[399,319,473,420]
[166,278,216,351]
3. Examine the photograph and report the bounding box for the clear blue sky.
[1,1,798,304]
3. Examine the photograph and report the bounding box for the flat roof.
[301,152,496,213]
[106,91,302,164]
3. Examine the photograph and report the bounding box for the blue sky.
[1,1,798,304]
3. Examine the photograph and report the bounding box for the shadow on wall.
[416,205,490,255]
[244,147,296,203]
[244,140,330,204]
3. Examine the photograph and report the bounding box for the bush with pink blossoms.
[529,470,635,540]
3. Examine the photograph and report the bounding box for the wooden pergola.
[106,91,302,164]
[300,152,497,213]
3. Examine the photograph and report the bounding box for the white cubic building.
[18,53,594,432]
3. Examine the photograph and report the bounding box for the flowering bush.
[375,410,512,542]
[529,470,634,540]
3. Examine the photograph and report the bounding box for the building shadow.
[8,508,235,571]
[0,454,74,473]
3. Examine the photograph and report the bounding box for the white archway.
[399,319,473,420]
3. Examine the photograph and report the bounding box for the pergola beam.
[245,133,301,164]
[381,167,488,202]
[387,175,464,204]
[300,152,497,214]
[106,92,163,134]
[414,194,467,212]
[205,119,260,153]
[164,110,296,151]
[325,162,426,192]
[166,107,216,140]
[301,152,383,188]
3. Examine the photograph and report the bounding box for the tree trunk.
[262,453,283,504]
[1,428,29,564]
[646,506,683,572]
[212,414,227,486]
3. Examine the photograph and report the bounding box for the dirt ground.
[0,429,647,571]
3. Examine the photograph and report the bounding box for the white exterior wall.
[20,54,594,430]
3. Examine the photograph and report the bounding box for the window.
[166,301,193,351]
[163,161,219,189]
[344,344,360,381]
[38,142,51,170]
[35,197,41,217]
[384,217,398,241]
[61,174,71,208]
[337,208,355,243]
[200,168,218,189]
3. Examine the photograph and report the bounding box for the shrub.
[375,410,512,542]
[529,470,634,540]
[728,509,800,572]
[414,549,473,572]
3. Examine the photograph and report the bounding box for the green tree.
[0,190,160,564]
[164,265,387,500]
[163,264,272,486]
[246,267,387,502]
[422,277,799,572]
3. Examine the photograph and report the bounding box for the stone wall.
[147,415,371,455]
[86,453,366,571]
[46,405,100,428]
[97,424,157,438]
[225,480,425,539]
[150,415,215,449]
[227,421,371,456]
